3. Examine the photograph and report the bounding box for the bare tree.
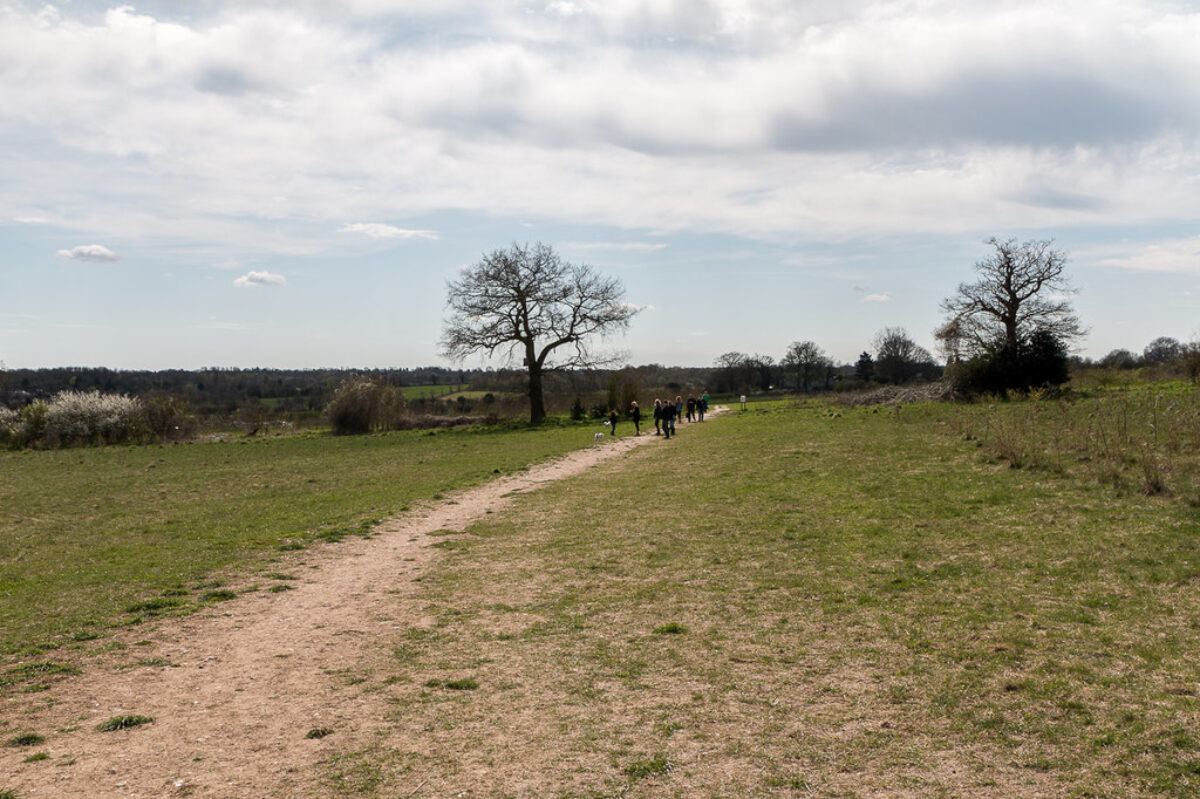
[873,327,937,384]
[781,340,830,392]
[1184,341,1200,384]
[941,238,1083,357]
[441,242,639,424]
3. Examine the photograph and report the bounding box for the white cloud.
[339,223,438,240]
[13,215,49,224]
[1087,238,1200,275]
[233,270,287,287]
[862,293,892,303]
[566,241,669,252]
[0,0,1197,257]
[56,244,120,263]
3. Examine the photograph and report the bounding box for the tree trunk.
[1005,318,1019,353]
[527,363,546,424]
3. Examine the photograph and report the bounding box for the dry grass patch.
[328,401,1200,797]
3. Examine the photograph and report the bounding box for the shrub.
[0,406,19,448]
[326,379,379,434]
[18,402,47,446]
[325,378,409,434]
[950,329,1069,397]
[141,394,193,442]
[42,391,143,446]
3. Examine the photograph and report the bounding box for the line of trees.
[709,326,942,396]
[1089,337,1200,378]
[1,365,522,414]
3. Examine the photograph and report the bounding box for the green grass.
[396,383,470,399]
[951,382,1200,503]
[624,753,673,780]
[5,734,43,747]
[355,399,1200,797]
[0,423,593,659]
[95,715,153,732]
[0,662,80,687]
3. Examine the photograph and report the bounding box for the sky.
[1,0,1198,371]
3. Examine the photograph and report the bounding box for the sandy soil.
[0,421,714,798]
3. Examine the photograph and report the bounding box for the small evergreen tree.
[854,352,874,383]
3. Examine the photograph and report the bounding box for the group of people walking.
[608,394,709,438]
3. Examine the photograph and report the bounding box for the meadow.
[0,423,591,658]
[321,395,1200,797]
[3,387,1200,797]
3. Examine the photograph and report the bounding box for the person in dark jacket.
[653,399,663,435]
[609,409,618,436]
[662,398,676,439]
[630,401,641,435]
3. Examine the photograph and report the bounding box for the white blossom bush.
[42,390,144,446]
[0,406,19,447]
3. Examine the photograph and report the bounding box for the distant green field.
[0,423,591,658]
[397,383,471,399]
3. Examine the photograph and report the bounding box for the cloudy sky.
[1,0,1198,370]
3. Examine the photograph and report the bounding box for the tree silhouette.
[441,242,638,424]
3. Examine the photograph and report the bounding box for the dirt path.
[1,417,719,798]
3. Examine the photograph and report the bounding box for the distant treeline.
[0,364,732,416]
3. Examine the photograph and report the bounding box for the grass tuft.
[6,733,44,747]
[124,597,184,615]
[1,661,80,686]
[96,715,154,732]
[306,727,334,739]
[624,754,673,781]
[653,622,688,635]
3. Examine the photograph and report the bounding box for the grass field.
[0,423,592,659]
[320,399,1200,797]
[397,383,472,399]
[4,392,1200,796]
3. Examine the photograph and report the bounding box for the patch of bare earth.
[0,425,686,799]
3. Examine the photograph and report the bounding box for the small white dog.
[593,432,605,443]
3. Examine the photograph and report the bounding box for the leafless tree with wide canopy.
[938,237,1083,361]
[441,242,638,424]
